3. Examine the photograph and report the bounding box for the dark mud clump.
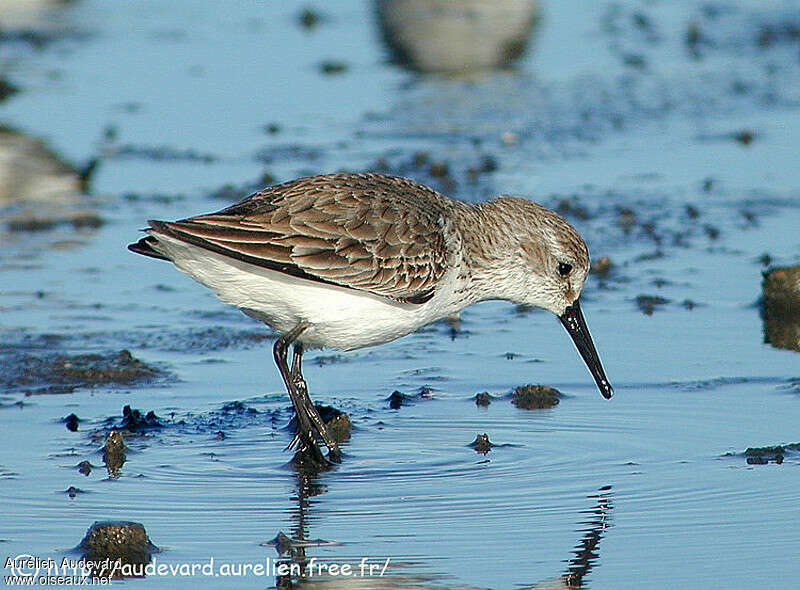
[510,384,562,409]
[469,433,493,454]
[313,354,349,366]
[429,160,449,178]
[93,406,163,452]
[297,7,322,30]
[2,349,170,396]
[387,386,434,409]
[761,264,800,352]
[7,211,104,232]
[63,486,87,498]
[319,60,349,75]
[0,76,18,101]
[128,325,274,353]
[288,405,352,443]
[218,400,259,416]
[102,431,126,478]
[77,521,158,577]
[63,413,80,432]
[119,405,163,432]
[77,460,93,476]
[388,390,408,409]
[174,400,288,438]
[473,391,497,407]
[112,144,217,164]
[635,294,671,315]
[741,443,800,465]
[466,155,498,183]
[733,129,756,146]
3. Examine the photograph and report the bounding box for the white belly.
[150,234,461,350]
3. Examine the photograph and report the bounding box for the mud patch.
[117,326,275,354]
[386,386,435,409]
[509,384,562,410]
[727,443,800,465]
[473,391,498,407]
[0,348,172,396]
[63,486,87,498]
[635,294,671,315]
[96,406,164,438]
[63,413,80,431]
[109,144,218,164]
[9,325,276,358]
[0,76,18,101]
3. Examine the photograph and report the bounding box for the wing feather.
[147,173,453,303]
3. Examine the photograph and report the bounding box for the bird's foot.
[286,423,341,464]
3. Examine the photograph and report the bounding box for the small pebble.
[734,130,755,145]
[474,392,494,407]
[77,460,93,476]
[635,294,670,316]
[470,433,493,455]
[429,161,449,178]
[64,413,80,432]
[298,7,320,30]
[320,60,348,75]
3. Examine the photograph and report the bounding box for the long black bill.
[559,299,613,399]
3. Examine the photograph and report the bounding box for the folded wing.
[134,174,451,304]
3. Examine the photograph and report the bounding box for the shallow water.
[1,1,800,588]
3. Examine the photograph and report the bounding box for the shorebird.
[129,173,612,463]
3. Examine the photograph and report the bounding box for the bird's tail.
[127,235,169,260]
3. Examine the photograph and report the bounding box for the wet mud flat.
[2,1,800,589]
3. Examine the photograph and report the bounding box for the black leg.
[291,343,341,462]
[273,323,325,464]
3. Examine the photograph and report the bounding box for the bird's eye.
[557,262,572,277]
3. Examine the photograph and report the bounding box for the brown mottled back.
[149,173,455,303]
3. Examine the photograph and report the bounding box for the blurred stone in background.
[376,0,541,73]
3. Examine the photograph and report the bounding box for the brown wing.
[145,173,452,304]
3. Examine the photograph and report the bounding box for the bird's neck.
[450,201,528,304]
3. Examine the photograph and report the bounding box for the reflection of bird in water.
[129,173,613,464]
[270,485,613,589]
[535,485,614,590]
[271,458,330,589]
[376,0,541,73]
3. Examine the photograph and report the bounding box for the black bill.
[559,299,613,399]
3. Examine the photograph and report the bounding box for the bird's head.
[487,197,614,399]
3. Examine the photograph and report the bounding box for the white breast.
[149,233,466,350]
